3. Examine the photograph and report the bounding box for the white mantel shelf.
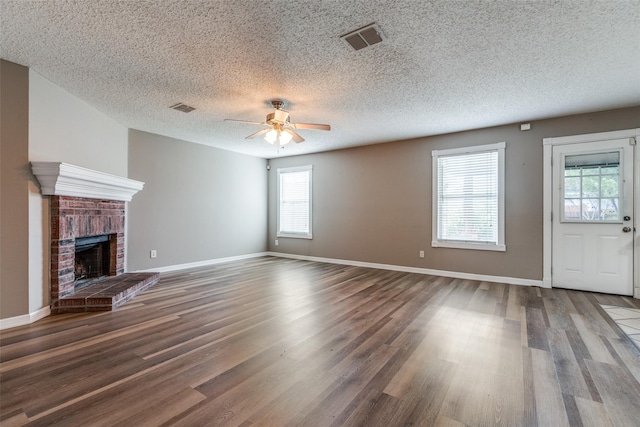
[31,162,144,202]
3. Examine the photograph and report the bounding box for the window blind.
[278,167,311,237]
[437,150,498,243]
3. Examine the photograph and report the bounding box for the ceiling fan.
[224,100,331,146]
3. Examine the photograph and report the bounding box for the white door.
[552,138,634,295]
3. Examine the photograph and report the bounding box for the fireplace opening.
[75,235,111,289]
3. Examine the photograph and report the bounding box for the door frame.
[543,128,640,298]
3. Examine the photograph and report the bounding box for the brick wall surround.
[50,196,125,307]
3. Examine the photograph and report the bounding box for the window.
[562,151,621,222]
[432,142,505,251]
[277,165,312,239]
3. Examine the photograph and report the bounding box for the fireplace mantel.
[31,162,144,202]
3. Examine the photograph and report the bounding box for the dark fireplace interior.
[75,235,111,289]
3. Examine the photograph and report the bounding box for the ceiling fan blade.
[286,129,305,143]
[245,128,271,139]
[224,118,268,125]
[291,122,331,131]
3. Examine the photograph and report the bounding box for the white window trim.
[431,142,506,252]
[277,165,313,239]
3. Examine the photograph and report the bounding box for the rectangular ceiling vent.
[340,23,384,51]
[170,103,195,113]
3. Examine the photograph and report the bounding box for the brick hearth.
[55,272,160,313]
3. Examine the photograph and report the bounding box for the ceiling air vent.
[170,103,195,113]
[340,23,384,51]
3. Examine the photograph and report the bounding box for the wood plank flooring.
[1,256,639,426]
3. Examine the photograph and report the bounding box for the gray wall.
[0,60,30,318]
[127,130,268,271]
[268,107,640,281]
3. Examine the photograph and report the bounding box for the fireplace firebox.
[74,235,111,288]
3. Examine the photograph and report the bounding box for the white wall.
[28,70,128,174]
[28,70,128,313]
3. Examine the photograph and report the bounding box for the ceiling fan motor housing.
[267,109,290,125]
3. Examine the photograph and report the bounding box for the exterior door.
[552,138,634,295]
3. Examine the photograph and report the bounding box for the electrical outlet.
[150,250,157,258]
[419,250,425,258]
[275,240,279,246]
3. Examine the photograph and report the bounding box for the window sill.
[277,233,313,239]
[431,241,506,252]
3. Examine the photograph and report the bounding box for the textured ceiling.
[1,1,639,159]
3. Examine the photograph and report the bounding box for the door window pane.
[601,175,618,197]
[562,151,620,221]
[581,175,599,198]
[564,177,581,198]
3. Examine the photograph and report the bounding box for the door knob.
[622,227,632,233]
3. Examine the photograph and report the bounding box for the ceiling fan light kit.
[225,100,330,147]
[265,128,293,146]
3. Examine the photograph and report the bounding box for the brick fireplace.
[32,162,158,313]
[50,196,125,305]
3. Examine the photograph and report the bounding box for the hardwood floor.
[1,257,639,426]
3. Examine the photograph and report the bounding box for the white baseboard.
[0,306,51,331]
[267,252,543,287]
[136,252,270,273]
[135,250,543,287]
